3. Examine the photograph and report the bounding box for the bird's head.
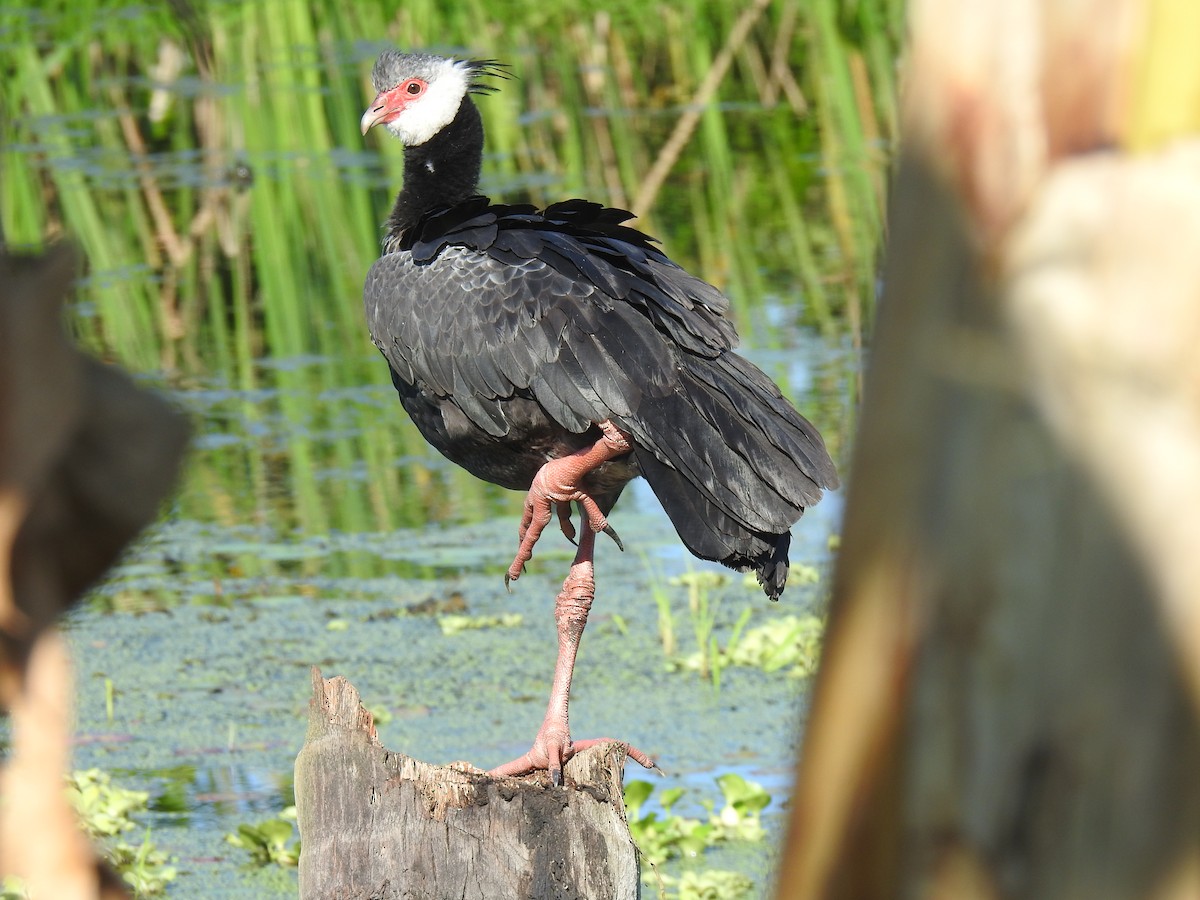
[360,51,506,145]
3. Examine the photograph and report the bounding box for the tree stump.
[295,668,640,900]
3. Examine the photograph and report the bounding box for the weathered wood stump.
[295,668,640,900]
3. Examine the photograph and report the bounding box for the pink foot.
[489,719,657,786]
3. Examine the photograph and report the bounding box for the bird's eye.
[404,80,423,95]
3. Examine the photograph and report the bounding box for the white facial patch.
[385,58,471,146]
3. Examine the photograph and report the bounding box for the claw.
[621,743,659,773]
[504,561,527,590]
[601,523,624,552]
[557,502,577,545]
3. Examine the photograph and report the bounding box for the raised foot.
[489,732,657,787]
[506,422,631,586]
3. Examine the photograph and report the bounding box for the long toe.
[569,738,657,773]
[489,735,656,785]
[488,750,540,780]
[488,737,569,785]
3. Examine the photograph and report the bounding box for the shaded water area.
[0,1,891,894]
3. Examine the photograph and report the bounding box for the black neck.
[385,97,484,241]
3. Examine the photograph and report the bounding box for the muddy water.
[52,329,853,898]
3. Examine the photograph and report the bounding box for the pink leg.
[506,421,631,586]
[490,520,656,785]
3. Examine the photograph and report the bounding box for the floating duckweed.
[438,613,524,635]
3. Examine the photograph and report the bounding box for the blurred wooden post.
[776,1,1200,898]
[295,668,640,900]
[0,245,190,898]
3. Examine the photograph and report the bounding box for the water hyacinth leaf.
[624,778,655,816]
[716,772,770,816]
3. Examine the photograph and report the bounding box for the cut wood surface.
[295,667,640,900]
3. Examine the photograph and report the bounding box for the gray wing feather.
[364,214,836,561]
[364,247,625,437]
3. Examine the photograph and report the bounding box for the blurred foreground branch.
[0,245,189,898]
[777,1,1200,897]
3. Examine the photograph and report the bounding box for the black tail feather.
[635,449,792,600]
[627,353,835,600]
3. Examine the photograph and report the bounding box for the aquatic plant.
[729,614,825,677]
[709,773,771,842]
[624,772,771,862]
[672,570,727,683]
[624,773,771,898]
[666,869,754,900]
[643,555,678,657]
[107,833,178,896]
[625,779,712,864]
[67,768,150,838]
[66,769,179,895]
[225,806,301,868]
[670,613,825,679]
[437,612,523,635]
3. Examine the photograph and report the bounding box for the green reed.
[1,0,894,560]
[3,0,899,353]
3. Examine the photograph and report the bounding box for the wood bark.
[776,2,1200,898]
[0,244,189,898]
[295,667,640,900]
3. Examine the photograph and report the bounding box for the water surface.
[60,327,853,898]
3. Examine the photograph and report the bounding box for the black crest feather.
[464,59,511,95]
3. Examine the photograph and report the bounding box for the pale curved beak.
[360,93,389,135]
